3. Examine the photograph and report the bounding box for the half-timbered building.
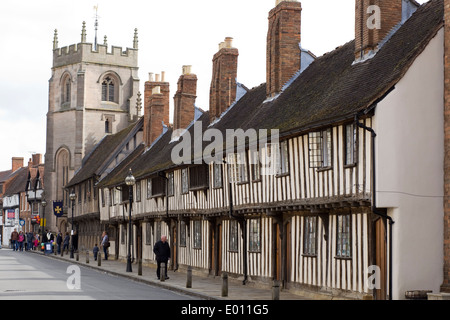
[67,0,445,300]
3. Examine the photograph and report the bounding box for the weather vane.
[93,4,100,50]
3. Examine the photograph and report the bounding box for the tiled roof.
[95,0,444,187]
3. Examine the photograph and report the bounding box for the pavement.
[26,248,315,300]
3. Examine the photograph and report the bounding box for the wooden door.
[285,220,291,288]
[275,223,282,281]
[375,218,387,300]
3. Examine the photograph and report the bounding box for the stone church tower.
[44,22,140,232]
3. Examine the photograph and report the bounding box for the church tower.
[44,22,140,231]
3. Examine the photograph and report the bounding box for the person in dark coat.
[56,231,63,254]
[153,235,170,280]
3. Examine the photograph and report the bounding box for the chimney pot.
[182,65,192,75]
[149,72,154,81]
[161,71,165,82]
[155,74,160,82]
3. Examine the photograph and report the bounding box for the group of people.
[8,228,171,280]
[9,228,40,252]
[8,228,77,254]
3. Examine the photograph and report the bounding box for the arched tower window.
[61,74,72,108]
[101,76,117,103]
[56,148,70,205]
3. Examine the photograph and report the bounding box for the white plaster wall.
[374,29,444,299]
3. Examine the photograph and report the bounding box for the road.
[0,249,199,300]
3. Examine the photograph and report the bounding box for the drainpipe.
[223,159,248,285]
[355,113,394,301]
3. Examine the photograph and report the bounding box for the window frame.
[193,220,202,249]
[303,216,318,256]
[336,214,352,259]
[344,124,358,166]
[229,219,239,252]
[308,128,332,169]
[248,218,261,253]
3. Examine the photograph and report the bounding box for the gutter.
[355,112,394,301]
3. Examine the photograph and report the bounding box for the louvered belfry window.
[102,76,116,102]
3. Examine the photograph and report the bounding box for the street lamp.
[125,169,135,272]
[41,199,47,252]
[69,190,76,259]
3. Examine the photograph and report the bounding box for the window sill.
[343,163,357,169]
[276,172,289,178]
[334,256,352,260]
[317,166,333,173]
[302,254,318,258]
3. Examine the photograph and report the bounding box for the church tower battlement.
[52,24,138,69]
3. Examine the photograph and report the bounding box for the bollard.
[221,272,228,297]
[86,251,89,264]
[76,251,79,261]
[98,252,101,266]
[272,280,280,300]
[138,259,142,276]
[61,248,64,257]
[186,266,192,288]
[160,263,166,282]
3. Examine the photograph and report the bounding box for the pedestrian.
[11,228,19,251]
[63,232,70,254]
[72,231,78,253]
[18,231,25,251]
[101,231,109,261]
[93,244,99,261]
[153,235,170,280]
[33,235,39,250]
[56,231,63,254]
[26,232,33,251]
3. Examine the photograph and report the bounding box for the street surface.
[0,249,199,300]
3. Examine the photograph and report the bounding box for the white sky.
[0,0,429,170]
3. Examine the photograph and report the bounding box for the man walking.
[11,228,19,251]
[153,235,170,280]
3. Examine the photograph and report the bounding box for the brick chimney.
[354,0,402,61]
[12,157,24,172]
[32,153,43,166]
[209,37,239,121]
[443,0,450,293]
[143,72,170,147]
[266,0,301,98]
[174,65,198,131]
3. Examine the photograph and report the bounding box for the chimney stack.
[143,72,170,146]
[209,37,239,121]
[266,0,301,98]
[174,65,198,131]
[12,157,24,172]
[354,0,402,61]
[32,153,43,166]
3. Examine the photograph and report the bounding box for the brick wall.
[266,0,301,98]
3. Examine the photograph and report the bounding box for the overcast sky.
[0,0,429,170]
